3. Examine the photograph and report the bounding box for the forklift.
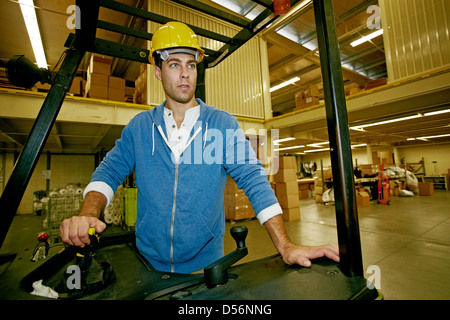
[0,0,382,300]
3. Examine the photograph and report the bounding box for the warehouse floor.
[225,189,450,300]
[1,190,449,300]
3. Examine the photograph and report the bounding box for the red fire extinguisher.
[274,0,291,15]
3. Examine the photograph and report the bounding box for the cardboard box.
[275,181,298,197]
[418,182,434,196]
[109,88,125,102]
[273,169,297,182]
[356,191,370,207]
[299,190,310,199]
[295,95,319,110]
[87,84,108,100]
[224,176,255,221]
[282,207,300,221]
[314,178,323,187]
[89,54,112,75]
[89,73,109,87]
[359,164,378,178]
[109,76,126,89]
[322,168,333,181]
[69,77,83,95]
[278,156,296,170]
[298,181,312,191]
[315,186,324,195]
[278,194,300,209]
[315,194,323,203]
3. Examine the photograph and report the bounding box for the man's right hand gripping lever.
[60,191,107,247]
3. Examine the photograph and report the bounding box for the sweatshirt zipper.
[156,124,202,272]
[170,162,179,272]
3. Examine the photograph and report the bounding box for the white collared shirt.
[163,105,200,159]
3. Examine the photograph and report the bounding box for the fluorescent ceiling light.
[306,141,329,147]
[19,0,47,68]
[351,29,384,47]
[351,143,367,148]
[424,109,450,116]
[273,137,295,144]
[412,134,450,140]
[304,148,330,153]
[350,114,422,130]
[270,77,300,92]
[274,145,305,151]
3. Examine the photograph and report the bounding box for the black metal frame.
[0,0,363,278]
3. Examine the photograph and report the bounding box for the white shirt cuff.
[257,203,283,225]
[83,181,115,207]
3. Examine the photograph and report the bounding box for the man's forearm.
[79,191,107,218]
[263,214,293,256]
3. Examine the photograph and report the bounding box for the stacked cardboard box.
[298,180,313,199]
[224,176,255,222]
[314,178,326,203]
[359,164,379,178]
[272,157,300,221]
[108,76,126,102]
[85,54,112,100]
[345,83,362,96]
[69,76,84,96]
[134,63,147,105]
[294,84,320,110]
[355,186,370,207]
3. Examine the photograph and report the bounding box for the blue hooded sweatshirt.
[90,99,279,273]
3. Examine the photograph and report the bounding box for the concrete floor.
[224,189,450,300]
[1,190,449,300]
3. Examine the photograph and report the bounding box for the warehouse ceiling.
[0,0,449,157]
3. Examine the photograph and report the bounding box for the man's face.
[154,53,197,105]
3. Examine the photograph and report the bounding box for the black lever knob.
[231,225,248,249]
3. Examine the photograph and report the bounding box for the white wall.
[398,144,450,176]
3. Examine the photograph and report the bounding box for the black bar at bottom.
[313,0,363,277]
[0,48,86,249]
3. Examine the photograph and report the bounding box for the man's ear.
[154,65,162,81]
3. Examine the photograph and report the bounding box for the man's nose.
[180,66,189,78]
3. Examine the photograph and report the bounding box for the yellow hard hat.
[149,21,204,65]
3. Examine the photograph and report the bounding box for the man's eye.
[169,63,178,68]
[188,64,196,69]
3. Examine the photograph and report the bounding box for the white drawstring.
[203,122,208,149]
[152,122,155,155]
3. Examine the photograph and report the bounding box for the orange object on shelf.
[273,0,291,15]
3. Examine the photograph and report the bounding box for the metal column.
[313,0,363,277]
[0,47,86,248]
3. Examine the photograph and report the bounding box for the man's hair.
[153,53,162,69]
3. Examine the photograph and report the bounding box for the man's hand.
[59,191,107,247]
[60,216,106,247]
[280,243,339,267]
[264,214,340,268]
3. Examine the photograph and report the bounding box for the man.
[60,22,339,274]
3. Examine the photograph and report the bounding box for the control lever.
[204,226,248,288]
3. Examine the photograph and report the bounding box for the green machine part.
[123,187,137,229]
